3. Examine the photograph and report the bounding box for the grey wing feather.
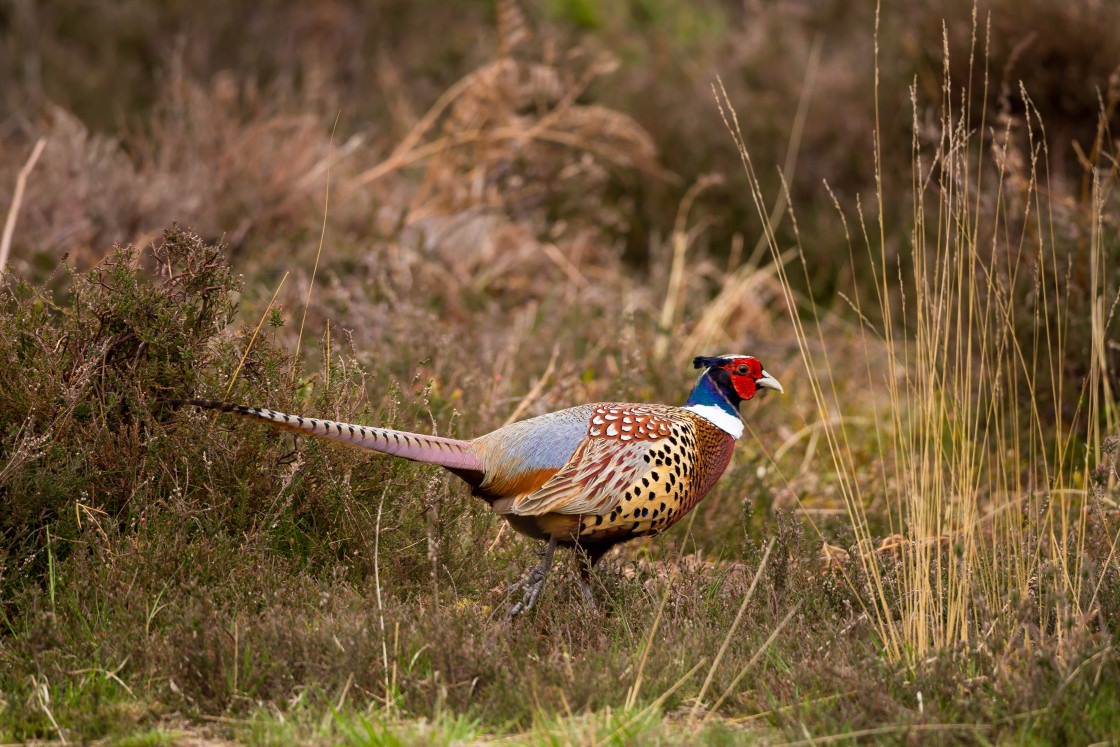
[508,436,657,516]
[471,404,597,495]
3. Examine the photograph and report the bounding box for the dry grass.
[1,1,1119,744]
[721,4,1120,665]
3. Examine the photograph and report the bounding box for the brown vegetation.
[1,1,1118,743]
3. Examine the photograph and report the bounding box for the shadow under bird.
[171,354,783,616]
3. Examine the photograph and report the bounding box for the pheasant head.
[685,354,783,438]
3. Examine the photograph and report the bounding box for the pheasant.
[171,354,782,615]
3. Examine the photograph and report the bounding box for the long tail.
[169,399,484,475]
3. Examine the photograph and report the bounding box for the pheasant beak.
[755,371,784,394]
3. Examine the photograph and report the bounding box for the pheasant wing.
[505,404,680,517]
[507,436,656,516]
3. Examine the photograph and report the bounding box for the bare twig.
[502,343,561,427]
[0,137,47,276]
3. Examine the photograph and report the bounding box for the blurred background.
[2,2,1120,741]
[3,0,1116,356]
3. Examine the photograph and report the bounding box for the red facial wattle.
[732,375,757,400]
[722,358,763,401]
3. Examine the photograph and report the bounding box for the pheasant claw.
[507,537,558,619]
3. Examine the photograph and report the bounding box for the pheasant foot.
[507,536,558,618]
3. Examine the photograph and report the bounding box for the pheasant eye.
[736,364,749,375]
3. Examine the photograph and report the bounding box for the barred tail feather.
[169,399,484,473]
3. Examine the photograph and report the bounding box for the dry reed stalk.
[220,272,289,411]
[0,137,47,275]
[690,537,776,720]
[679,38,820,362]
[373,484,392,712]
[719,1,1115,662]
[654,175,722,361]
[624,506,701,711]
[294,111,341,371]
[715,75,906,660]
[702,601,802,723]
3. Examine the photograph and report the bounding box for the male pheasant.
[172,354,782,615]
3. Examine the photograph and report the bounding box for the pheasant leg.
[507,536,558,618]
[575,546,601,612]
